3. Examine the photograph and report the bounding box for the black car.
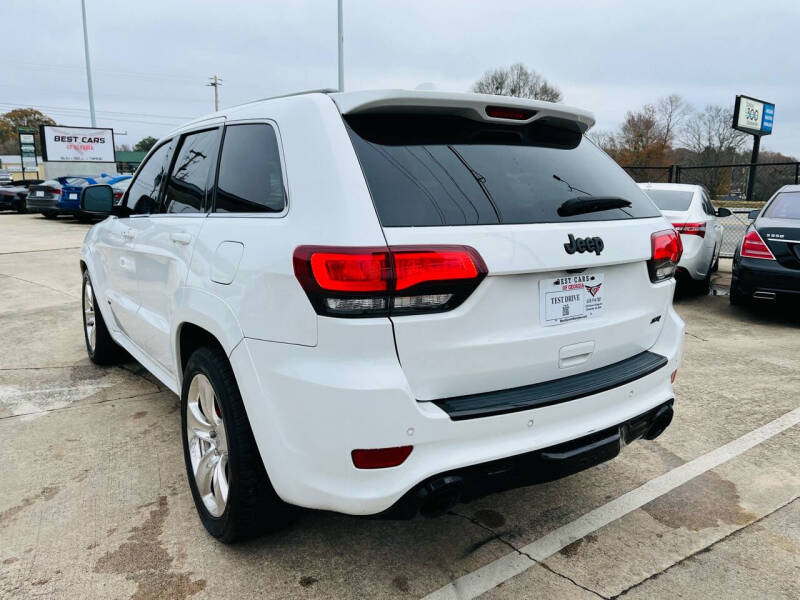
[0,179,43,213]
[731,185,800,304]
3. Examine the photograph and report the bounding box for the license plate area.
[540,273,604,327]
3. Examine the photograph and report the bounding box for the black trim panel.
[433,351,668,420]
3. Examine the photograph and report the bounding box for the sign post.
[732,95,775,201]
[17,127,38,182]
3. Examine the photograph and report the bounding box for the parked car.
[26,174,130,219]
[0,183,31,213]
[730,184,800,304]
[111,177,132,206]
[80,90,684,542]
[0,170,13,185]
[63,174,131,220]
[639,183,730,293]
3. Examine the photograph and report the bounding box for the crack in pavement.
[0,246,81,256]
[0,389,166,421]
[448,510,609,599]
[685,331,708,342]
[0,273,78,300]
[610,495,800,598]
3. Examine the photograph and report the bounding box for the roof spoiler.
[329,89,595,133]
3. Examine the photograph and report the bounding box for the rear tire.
[729,277,746,306]
[82,271,123,365]
[181,346,295,543]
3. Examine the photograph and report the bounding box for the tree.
[592,94,690,167]
[0,108,56,155]
[472,63,563,102]
[115,143,132,152]
[133,136,158,152]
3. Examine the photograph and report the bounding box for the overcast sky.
[4,0,799,157]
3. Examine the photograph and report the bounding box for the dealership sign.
[732,95,774,136]
[17,127,38,175]
[39,125,116,162]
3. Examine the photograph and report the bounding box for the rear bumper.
[733,257,800,297]
[231,305,684,516]
[25,197,61,212]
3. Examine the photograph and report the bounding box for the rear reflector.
[294,245,487,317]
[485,105,535,120]
[648,229,683,282]
[351,446,413,469]
[672,222,706,238]
[740,229,775,260]
[671,369,677,383]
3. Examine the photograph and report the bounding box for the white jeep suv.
[80,90,684,542]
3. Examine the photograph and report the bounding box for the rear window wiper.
[557,196,632,217]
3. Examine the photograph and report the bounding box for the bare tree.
[472,63,563,102]
[681,105,747,163]
[656,94,691,148]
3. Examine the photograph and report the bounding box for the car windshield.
[345,114,660,226]
[641,189,694,211]
[763,191,800,220]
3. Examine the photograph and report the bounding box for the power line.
[0,102,192,120]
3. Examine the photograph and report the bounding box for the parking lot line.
[424,406,800,600]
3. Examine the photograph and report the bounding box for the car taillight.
[672,222,706,237]
[648,229,683,282]
[47,187,61,195]
[740,228,775,260]
[294,245,487,317]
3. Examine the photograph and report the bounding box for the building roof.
[115,151,146,162]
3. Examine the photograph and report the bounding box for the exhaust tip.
[417,475,464,518]
[643,403,673,440]
[752,290,776,300]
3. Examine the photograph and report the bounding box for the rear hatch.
[27,181,63,202]
[342,105,673,401]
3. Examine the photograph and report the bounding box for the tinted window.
[126,142,172,214]
[764,191,800,220]
[345,114,660,226]
[163,128,221,214]
[641,189,694,212]
[214,124,286,213]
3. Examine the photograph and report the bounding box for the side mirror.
[748,209,760,220]
[80,184,113,217]
[716,207,732,217]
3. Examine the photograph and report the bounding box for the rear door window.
[213,124,286,213]
[764,191,800,219]
[345,114,660,226]
[162,128,221,214]
[641,189,694,212]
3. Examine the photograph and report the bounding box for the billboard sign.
[733,95,775,136]
[39,125,116,162]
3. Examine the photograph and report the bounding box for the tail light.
[740,229,775,260]
[47,187,61,195]
[648,229,683,282]
[672,222,706,237]
[293,245,487,317]
[485,105,536,120]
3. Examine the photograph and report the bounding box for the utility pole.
[80,0,97,126]
[337,0,344,91]
[207,75,223,111]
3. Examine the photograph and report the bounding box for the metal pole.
[337,0,344,91]
[746,135,760,202]
[81,0,97,127]
[795,162,799,185]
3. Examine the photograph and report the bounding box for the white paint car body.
[81,90,684,521]
[639,183,724,281]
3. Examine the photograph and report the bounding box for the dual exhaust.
[752,290,777,301]
[407,402,675,518]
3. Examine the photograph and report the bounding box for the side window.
[163,128,221,214]
[701,193,715,216]
[214,124,286,213]
[126,142,173,215]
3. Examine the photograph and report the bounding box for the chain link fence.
[623,161,800,257]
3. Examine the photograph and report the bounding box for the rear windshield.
[641,189,693,211]
[764,191,800,220]
[344,114,660,226]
